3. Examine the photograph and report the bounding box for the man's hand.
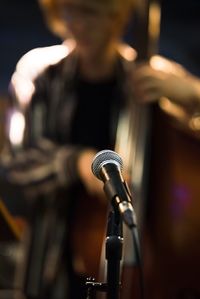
[132,56,200,108]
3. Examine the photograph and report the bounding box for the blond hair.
[38,0,135,39]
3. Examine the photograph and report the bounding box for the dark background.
[0,0,200,95]
[0,0,60,95]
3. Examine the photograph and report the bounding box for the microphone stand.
[86,209,123,299]
[106,210,123,299]
[88,150,143,298]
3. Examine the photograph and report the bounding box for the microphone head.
[92,149,123,179]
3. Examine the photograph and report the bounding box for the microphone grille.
[92,149,123,179]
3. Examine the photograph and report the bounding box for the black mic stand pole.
[106,209,123,299]
[86,208,123,299]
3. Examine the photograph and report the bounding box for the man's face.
[56,0,125,59]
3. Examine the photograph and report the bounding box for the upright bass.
[117,0,200,298]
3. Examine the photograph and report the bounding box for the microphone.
[91,150,137,228]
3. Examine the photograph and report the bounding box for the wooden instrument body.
[121,106,200,299]
[146,107,200,298]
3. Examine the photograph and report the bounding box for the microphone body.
[92,150,137,228]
